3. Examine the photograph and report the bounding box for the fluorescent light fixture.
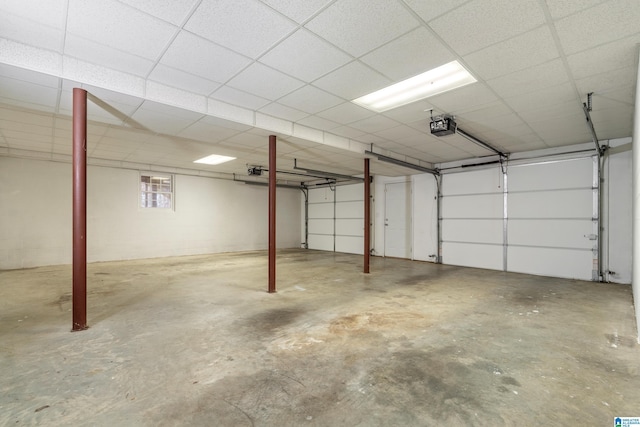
[194,154,236,165]
[353,61,476,112]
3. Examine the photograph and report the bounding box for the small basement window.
[140,173,173,209]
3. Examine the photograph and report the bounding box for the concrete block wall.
[0,156,301,269]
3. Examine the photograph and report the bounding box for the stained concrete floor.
[1,249,638,426]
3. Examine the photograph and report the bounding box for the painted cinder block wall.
[0,156,301,269]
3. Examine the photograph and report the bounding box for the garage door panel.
[336,201,362,218]
[509,190,592,219]
[442,242,503,270]
[443,168,502,195]
[309,188,334,203]
[336,235,363,255]
[308,202,334,219]
[442,194,503,218]
[308,234,333,251]
[442,219,503,245]
[308,218,333,235]
[508,246,593,280]
[336,218,363,237]
[509,158,593,192]
[508,219,594,249]
[336,183,363,202]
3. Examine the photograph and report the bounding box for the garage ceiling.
[0,0,638,180]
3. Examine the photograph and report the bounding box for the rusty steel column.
[364,158,371,273]
[72,88,88,331]
[268,135,277,293]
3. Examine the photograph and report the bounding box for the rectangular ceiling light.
[352,60,477,112]
[194,154,236,165]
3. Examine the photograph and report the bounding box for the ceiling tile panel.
[463,26,560,81]
[350,115,399,134]
[566,34,640,80]
[428,0,546,56]
[313,61,391,100]
[428,83,498,114]
[185,0,297,58]
[305,0,420,57]
[117,0,200,26]
[148,65,221,95]
[503,82,578,115]
[226,62,305,101]
[544,0,607,19]
[67,0,178,60]
[296,115,341,131]
[160,32,252,83]
[0,77,59,110]
[260,0,332,23]
[177,120,244,143]
[259,103,309,122]
[0,12,64,52]
[64,35,155,77]
[260,29,352,81]
[316,102,375,125]
[278,85,343,114]
[575,66,637,97]
[404,0,470,22]
[210,86,271,110]
[360,27,455,81]
[554,0,640,55]
[486,59,569,99]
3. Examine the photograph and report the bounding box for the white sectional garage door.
[441,167,504,270]
[308,184,364,255]
[507,157,596,281]
[440,156,597,280]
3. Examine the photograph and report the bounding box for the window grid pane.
[140,174,173,209]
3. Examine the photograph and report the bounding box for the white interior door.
[384,181,411,258]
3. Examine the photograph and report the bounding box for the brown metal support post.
[364,158,370,273]
[72,88,88,331]
[268,135,277,293]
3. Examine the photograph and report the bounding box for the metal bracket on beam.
[582,92,605,155]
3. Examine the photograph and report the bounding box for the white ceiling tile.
[360,27,455,81]
[404,0,470,22]
[117,0,200,26]
[543,0,607,19]
[455,101,516,122]
[62,57,145,98]
[199,115,253,132]
[486,59,569,98]
[0,0,67,29]
[260,0,332,23]
[505,82,579,116]
[305,0,419,57]
[554,0,640,55]
[210,86,271,110]
[177,120,243,142]
[67,0,178,60]
[374,125,424,141]
[0,63,60,88]
[330,125,367,139]
[0,12,64,52]
[148,65,221,95]
[278,85,343,114]
[382,99,435,124]
[316,102,375,124]
[64,34,155,77]
[128,101,203,134]
[0,77,59,110]
[296,115,341,130]
[428,83,498,114]
[313,61,391,99]
[463,26,560,80]
[350,115,399,134]
[145,81,207,113]
[575,66,637,97]
[429,0,545,56]
[516,99,580,123]
[259,103,309,122]
[160,32,251,83]
[185,0,297,58]
[566,34,640,80]
[227,63,305,101]
[260,29,352,81]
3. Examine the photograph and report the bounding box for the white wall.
[0,156,301,269]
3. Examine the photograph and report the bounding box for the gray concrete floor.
[1,249,638,426]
